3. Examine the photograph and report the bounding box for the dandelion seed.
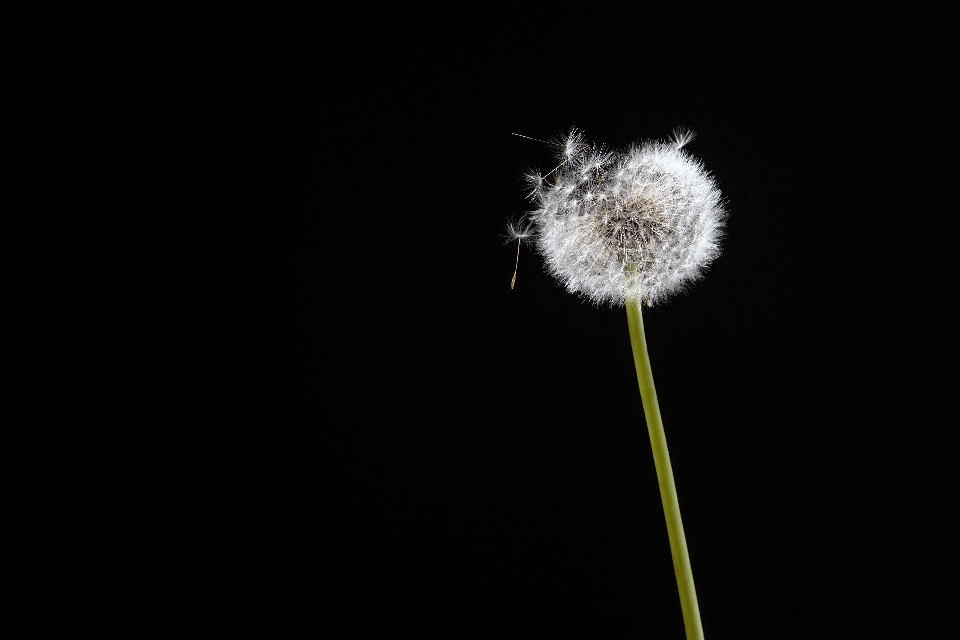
[503,219,534,289]
[669,126,697,150]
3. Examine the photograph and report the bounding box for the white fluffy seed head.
[524,128,726,307]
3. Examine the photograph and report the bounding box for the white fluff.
[523,128,727,307]
[502,218,535,244]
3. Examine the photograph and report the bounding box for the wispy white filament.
[502,218,535,245]
[523,128,726,307]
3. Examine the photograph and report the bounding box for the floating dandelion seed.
[669,126,697,150]
[503,218,534,289]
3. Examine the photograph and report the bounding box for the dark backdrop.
[1,2,955,637]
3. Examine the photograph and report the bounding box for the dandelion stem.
[510,238,521,289]
[626,295,704,640]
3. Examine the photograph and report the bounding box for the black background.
[1,2,956,637]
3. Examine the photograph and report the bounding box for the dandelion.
[512,128,727,640]
[525,127,725,307]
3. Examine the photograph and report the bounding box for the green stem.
[626,297,704,640]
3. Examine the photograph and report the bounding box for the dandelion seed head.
[523,128,726,307]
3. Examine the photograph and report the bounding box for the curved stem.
[626,298,704,640]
